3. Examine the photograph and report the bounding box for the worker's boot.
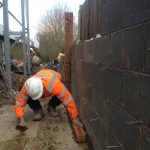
[47,105,58,117]
[33,109,44,121]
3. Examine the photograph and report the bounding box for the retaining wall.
[72,0,150,149]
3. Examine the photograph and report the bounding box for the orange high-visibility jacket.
[15,69,78,119]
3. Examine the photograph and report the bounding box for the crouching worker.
[14,69,83,129]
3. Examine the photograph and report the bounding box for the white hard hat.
[25,77,43,100]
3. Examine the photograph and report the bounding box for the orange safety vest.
[14,69,78,119]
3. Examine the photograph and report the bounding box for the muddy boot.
[33,109,44,121]
[47,106,58,117]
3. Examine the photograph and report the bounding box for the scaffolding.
[0,0,31,90]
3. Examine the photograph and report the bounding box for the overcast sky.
[0,0,85,43]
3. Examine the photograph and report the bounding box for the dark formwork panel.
[91,66,123,104]
[84,40,95,63]
[90,119,107,150]
[89,0,99,39]
[79,62,90,86]
[78,5,83,41]
[111,31,127,68]
[81,3,85,41]
[76,42,85,61]
[81,0,90,40]
[85,62,96,85]
[102,0,111,5]
[84,103,99,126]
[140,126,150,150]
[123,25,144,72]
[74,94,80,109]
[111,25,144,72]
[84,86,95,107]
[106,133,122,150]
[124,0,150,27]
[75,60,86,85]
[94,36,111,64]
[83,103,106,150]
[93,87,106,120]
[108,104,137,150]
[97,0,103,36]
[79,61,88,83]
[71,72,80,97]
[78,85,87,121]
[101,0,124,34]
[81,62,94,85]
[144,22,150,73]
[81,3,86,41]
[122,72,150,128]
[86,122,103,150]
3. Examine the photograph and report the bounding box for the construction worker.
[29,48,42,66]
[52,58,59,71]
[19,48,41,71]
[57,51,65,64]
[56,50,65,74]
[14,69,83,128]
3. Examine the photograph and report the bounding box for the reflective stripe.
[49,70,61,79]
[63,95,73,106]
[34,74,50,78]
[50,70,56,74]
[19,93,28,99]
[57,85,67,99]
[16,100,25,107]
[48,75,57,93]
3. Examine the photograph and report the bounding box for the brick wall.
[64,13,73,90]
[72,0,150,149]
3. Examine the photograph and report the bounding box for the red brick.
[72,124,86,143]
[65,12,73,63]
[64,63,71,82]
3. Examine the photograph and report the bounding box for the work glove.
[72,117,83,128]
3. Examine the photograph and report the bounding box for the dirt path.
[0,103,90,150]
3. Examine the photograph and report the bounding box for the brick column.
[64,12,73,90]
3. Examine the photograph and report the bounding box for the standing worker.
[14,69,83,130]
[29,48,42,67]
[18,48,41,71]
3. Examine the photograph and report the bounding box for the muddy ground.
[24,103,90,150]
[0,99,90,150]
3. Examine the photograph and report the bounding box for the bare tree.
[37,3,76,62]
[36,3,78,62]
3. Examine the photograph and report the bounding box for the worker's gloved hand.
[72,117,83,128]
[19,117,26,126]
